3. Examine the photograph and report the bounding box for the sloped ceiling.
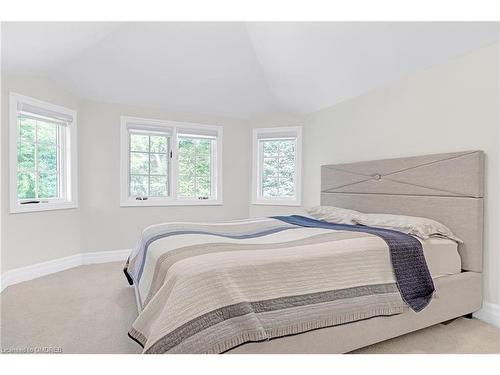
[2,22,499,119]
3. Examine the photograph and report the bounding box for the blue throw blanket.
[272,215,435,312]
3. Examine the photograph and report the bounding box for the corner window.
[120,117,222,206]
[9,93,78,213]
[252,126,302,206]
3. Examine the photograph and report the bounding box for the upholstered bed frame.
[229,150,484,353]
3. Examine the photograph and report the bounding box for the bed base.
[227,271,482,354]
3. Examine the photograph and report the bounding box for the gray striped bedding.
[124,216,434,354]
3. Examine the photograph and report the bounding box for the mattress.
[125,216,447,353]
[420,237,461,278]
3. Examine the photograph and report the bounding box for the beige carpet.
[1,262,499,354]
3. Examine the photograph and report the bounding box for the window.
[177,135,214,199]
[129,131,170,198]
[252,126,302,205]
[9,93,78,213]
[120,116,222,206]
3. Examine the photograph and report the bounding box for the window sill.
[10,202,78,214]
[251,200,302,207]
[120,199,223,207]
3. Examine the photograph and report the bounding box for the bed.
[124,150,484,354]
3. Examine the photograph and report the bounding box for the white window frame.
[252,126,302,206]
[9,93,78,213]
[120,116,223,206]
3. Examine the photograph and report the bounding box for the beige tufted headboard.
[320,151,484,272]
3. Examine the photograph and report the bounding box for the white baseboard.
[474,302,500,328]
[80,249,131,265]
[1,249,131,292]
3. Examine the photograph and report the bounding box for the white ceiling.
[2,22,499,119]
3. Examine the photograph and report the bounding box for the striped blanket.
[124,216,434,354]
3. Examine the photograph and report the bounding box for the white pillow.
[354,213,462,243]
[305,206,360,225]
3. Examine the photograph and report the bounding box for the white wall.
[1,75,82,272]
[78,101,252,253]
[1,75,253,271]
[302,43,500,305]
